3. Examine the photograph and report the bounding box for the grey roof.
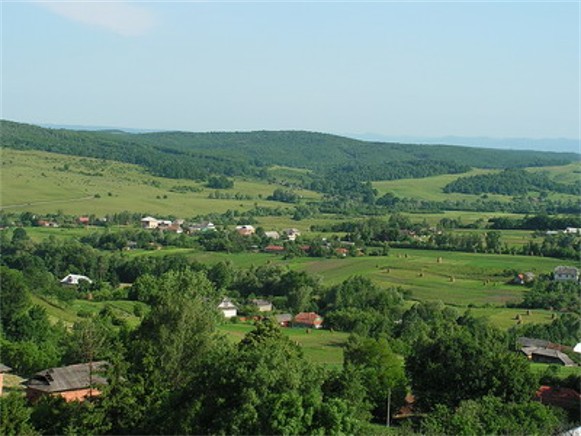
[521,347,576,366]
[275,313,293,322]
[518,337,551,348]
[251,299,271,306]
[25,361,108,393]
[554,266,579,275]
[0,363,12,373]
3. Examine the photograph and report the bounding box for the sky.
[2,1,580,142]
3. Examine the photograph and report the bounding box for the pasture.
[0,149,319,216]
[31,294,148,328]
[219,322,349,366]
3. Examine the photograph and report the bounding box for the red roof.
[335,248,349,254]
[294,312,323,324]
[265,245,285,252]
[78,217,90,224]
[535,385,580,410]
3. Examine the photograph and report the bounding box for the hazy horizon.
[3,2,579,143]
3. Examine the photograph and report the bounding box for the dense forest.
[2,121,579,184]
[444,169,581,196]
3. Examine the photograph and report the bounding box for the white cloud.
[38,1,156,37]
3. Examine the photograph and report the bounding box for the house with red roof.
[293,312,323,329]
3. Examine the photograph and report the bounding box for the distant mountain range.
[39,123,580,154]
[346,133,580,154]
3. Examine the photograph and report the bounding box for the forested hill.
[1,120,578,181]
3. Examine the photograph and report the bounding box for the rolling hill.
[2,120,578,183]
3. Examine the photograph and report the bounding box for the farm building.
[282,228,301,241]
[0,363,12,396]
[264,231,280,240]
[275,313,293,327]
[513,272,535,285]
[554,266,579,283]
[37,220,59,228]
[77,216,90,225]
[520,347,575,366]
[24,361,108,403]
[293,312,323,329]
[218,298,238,318]
[535,386,581,412]
[251,299,273,312]
[264,245,285,254]
[188,221,216,233]
[60,274,93,287]
[140,216,159,229]
[236,225,255,236]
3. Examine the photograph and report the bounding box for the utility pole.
[386,388,391,427]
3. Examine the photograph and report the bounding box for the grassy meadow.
[0,149,319,216]
[219,322,349,366]
[373,165,580,203]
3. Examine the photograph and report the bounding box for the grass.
[451,229,535,248]
[31,294,148,328]
[530,363,581,378]
[0,149,319,216]
[372,165,579,204]
[124,246,576,310]
[218,322,350,366]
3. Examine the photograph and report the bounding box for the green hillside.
[2,121,578,184]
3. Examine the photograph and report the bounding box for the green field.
[31,294,148,328]
[373,165,580,203]
[530,362,581,378]
[218,322,349,366]
[0,149,319,216]
[125,246,575,313]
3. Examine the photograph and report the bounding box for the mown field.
[0,149,319,216]
[219,323,349,366]
[372,163,580,203]
[31,294,149,328]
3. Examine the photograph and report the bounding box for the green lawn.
[218,322,349,366]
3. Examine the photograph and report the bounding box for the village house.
[535,386,581,412]
[512,272,535,285]
[24,361,108,403]
[275,313,293,327]
[218,298,238,318]
[188,221,216,233]
[164,224,183,234]
[554,266,579,283]
[236,225,255,236]
[264,245,285,254]
[141,216,159,229]
[282,228,301,241]
[293,312,323,329]
[564,227,581,234]
[37,220,59,228]
[251,299,273,312]
[60,274,93,287]
[77,216,90,225]
[520,346,575,366]
[264,231,280,240]
[0,364,12,396]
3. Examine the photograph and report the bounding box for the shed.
[24,361,108,403]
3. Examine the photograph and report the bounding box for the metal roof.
[24,361,108,393]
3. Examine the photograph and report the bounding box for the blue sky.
[2,1,579,140]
